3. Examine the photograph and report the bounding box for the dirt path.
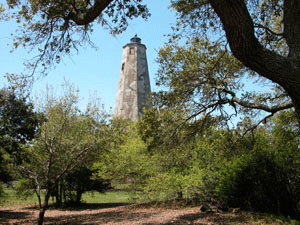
[0,203,273,225]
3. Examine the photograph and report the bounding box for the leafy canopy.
[170,0,300,124]
[152,0,296,129]
[154,36,292,130]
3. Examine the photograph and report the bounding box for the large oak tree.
[2,0,300,124]
[170,0,300,125]
[209,0,300,122]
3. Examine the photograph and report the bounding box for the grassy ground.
[0,187,133,207]
[81,190,131,203]
[0,187,39,207]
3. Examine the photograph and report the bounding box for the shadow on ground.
[25,202,131,211]
[43,210,160,225]
[142,212,253,225]
[0,210,33,224]
[174,212,250,225]
[0,204,270,225]
[52,202,132,211]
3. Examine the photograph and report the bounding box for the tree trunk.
[35,187,42,209]
[63,184,66,204]
[38,190,51,225]
[58,182,63,205]
[177,191,183,200]
[76,179,84,204]
[284,85,300,125]
[76,189,83,204]
[208,0,300,125]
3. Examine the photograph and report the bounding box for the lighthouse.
[114,35,151,121]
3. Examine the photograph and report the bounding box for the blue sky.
[0,0,176,112]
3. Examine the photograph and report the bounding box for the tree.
[70,167,111,203]
[2,1,300,125]
[18,84,108,225]
[94,118,150,192]
[0,88,42,182]
[132,108,219,201]
[2,0,150,77]
[155,37,293,130]
[170,0,300,125]
[53,166,111,205]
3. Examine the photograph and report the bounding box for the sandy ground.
[0,203,264,225]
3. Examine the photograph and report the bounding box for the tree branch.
[233,96,294,113]
[208,0,300,125]
[208,0,300,91]
[55,146,92,181]
[66,0,114,25]
[254,23,284,37]
[240,113,274,139]
[214,86,294,114]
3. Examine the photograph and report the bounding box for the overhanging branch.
[233,96,294,113]
[66,0,114,25]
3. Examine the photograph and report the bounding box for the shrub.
[217,150,300,220]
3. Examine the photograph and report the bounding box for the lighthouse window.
[130,47,135,55]
[121,63,125,71]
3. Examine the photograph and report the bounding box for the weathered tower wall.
[114,36,151,121]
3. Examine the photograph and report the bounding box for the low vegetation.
[1,85,300,224]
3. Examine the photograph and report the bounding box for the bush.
[217,150,300,220]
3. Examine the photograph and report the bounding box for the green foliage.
[0,89,41,145]
[141,146,207,201]
[138,107,191,152]
[94,101,300,220]
[0,88,42,182]
[155,35,292,130]
[20,84,108,182]
[14,179,36,200]
[0,183,4,199]
[95,121,150,183]
[217,149,300,220]
[217,111,300,220]
[97,111,222,202]
[15,83,109,224]
[0,148,11,184]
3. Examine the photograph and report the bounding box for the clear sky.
[0,0,176,112]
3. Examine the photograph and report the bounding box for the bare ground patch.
[0,203,291,225]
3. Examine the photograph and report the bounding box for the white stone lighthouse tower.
[114,35,151,121]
